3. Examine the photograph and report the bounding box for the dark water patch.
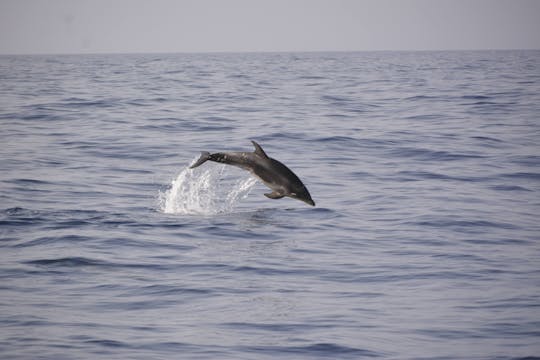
[202,115,236,123]
[325,112,354,118]
[297,75,327,81]
[315,135,359,144]
[464,101,500,107]
[461,95,492,101]
[232,265,301,276]
[94,298,183,311]
[223,321,334,332]
[347,170,375,180]
[1,208,121,232]
[490,184,532,192]
[403,113,445,120]
[509,155,540,167]
[85,147,166,161]
[391,147,486,161]
[18,112,63,121]
[164,69,184,75]
[395,170,488,183]
[8,178,51,185]
[321,94,351,103]
[196,125,235,132]
[308,206,343,218]
[0,207,51,229]
[201,224,279,239]
[257,132,310,142]
[412,219,519,231]
[83,339,228,357]
[470,135,504,143]
[319,268,483,284]
[84,339,128,348]
[464,101,518,113]
[404,94,443,101]
[14,235,92,248]
[501,172,540,181]
[457,295,540,310]
[416,328,482,340]
[136,123,186,132]
[102,167,154,175]
[135,284,212,296]
[62,97,118,108]
[25,257,109,268]
[101,236,195,252]
[241,343,381,358]
[431,252,488,262]
[481,322,540,337]
[120,98,152,107]
[463,238,531,245]
[291,247,333,255]
[4,207,38,216]
[23,257,192,272]
[314,136,398,151]
[150,97,169,102]
[57,140,100,149]
[5,179,61,196]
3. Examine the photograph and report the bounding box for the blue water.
[1,51,540,359]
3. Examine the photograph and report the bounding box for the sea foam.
[159,158,258,215]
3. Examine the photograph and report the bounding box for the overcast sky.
[1,0,539,54]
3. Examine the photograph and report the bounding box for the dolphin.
[190,141,315,206]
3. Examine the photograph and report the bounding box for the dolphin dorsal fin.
[251,140,269,158]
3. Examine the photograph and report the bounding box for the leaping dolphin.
[190,141,315,206]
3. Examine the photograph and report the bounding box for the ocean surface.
[1,50,539,359]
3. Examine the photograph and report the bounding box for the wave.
[241,343,381,358]
[25,257,106,267]
[390,147,486,161]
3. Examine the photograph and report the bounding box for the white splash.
[158,159,258,215]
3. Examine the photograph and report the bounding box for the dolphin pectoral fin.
[190,151,211,169]
[251,140,269,159]
[264,191,284,200]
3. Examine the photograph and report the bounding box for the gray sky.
[1,0,539,54]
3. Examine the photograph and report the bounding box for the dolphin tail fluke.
[190,151,211,169]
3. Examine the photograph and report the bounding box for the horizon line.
[1,47,539,57]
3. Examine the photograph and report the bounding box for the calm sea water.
[1,51,540,359]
